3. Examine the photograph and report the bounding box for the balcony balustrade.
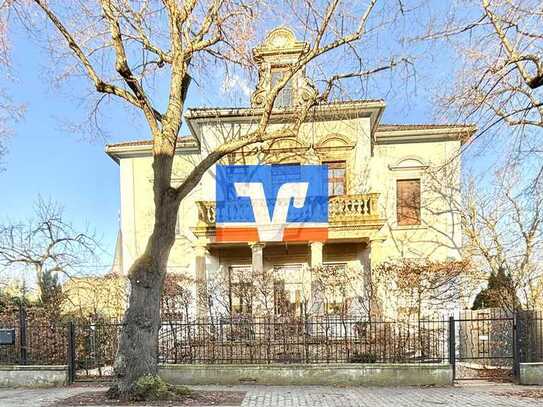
[196,193,381,228]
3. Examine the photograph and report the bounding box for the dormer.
[251,27,317,108]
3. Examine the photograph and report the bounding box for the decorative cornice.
[105,138,199,163]
[253,27,308,60]
[388,156,429,172]
[375,125,476,145]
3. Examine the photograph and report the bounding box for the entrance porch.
[193,241,372,319]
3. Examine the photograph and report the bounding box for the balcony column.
[310,241,323,268]
[309,241,324,315]
[369,234,386,267]
[194,241,209,319]
[369,234,387,320]
[250,242,265,275]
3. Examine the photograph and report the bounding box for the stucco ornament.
[264,27,297,49]
[251,27,316,108]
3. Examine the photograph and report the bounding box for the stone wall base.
[520,363,543,385]
[159,363,452,386]
[0,365,68,387]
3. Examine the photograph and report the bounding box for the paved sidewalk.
[194,383,542,407]
[0,383,541,406]
[0,386,103,407]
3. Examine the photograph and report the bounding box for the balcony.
[194,193,385,240]
[328,193,380,224]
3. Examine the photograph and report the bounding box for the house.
[62,274,127,320]
[106,27,475,320]
[62,231,127,320]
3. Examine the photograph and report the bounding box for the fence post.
[18,304,27,365]
[67,321,76,384]
[512,311,521,383]
[448,316,455,382]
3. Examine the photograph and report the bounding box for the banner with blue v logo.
[215,165,329,242]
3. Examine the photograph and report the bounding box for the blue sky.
[0,27,128,270]
[0,5,500,274]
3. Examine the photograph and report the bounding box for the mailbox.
[0,329,15,345]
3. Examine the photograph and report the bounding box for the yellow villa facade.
[106,28,474,320]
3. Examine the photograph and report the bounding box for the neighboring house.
[62,274,127,319]
[62,230,127,319]
[106,27,475,319]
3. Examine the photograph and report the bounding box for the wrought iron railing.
[1,308,542,382]
[157,315,449,365]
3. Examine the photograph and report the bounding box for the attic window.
[271,69,293,107]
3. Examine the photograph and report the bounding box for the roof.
[106,136,196,149]
[377,123,475,131]
[105,136,199,163]
[376,123,476,144]
[184,99,386,120]
[107,123,474,151]
[186,99,386,113]
[184,99,386,144]
[105,113,476,162]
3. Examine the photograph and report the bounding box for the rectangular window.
[273,265,303,317]
[324,161,346,196]
[231,282,253,315]
[228,266,253,316]
[396,179,421,225]
[271,70,293,107]
[273,280,288,316]
[320,263,349,315]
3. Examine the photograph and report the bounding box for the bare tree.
[420,0,543,135]
[307,264,368,317]
[161,273,193,321]
[0,198,99,313]
[374,259,470,321]
[413,0,543,309]
[5,0,412,396]
[463,162,543,310]
[0,0,25,164]
[203,263,368,321]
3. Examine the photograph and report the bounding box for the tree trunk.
[113,185,180,397]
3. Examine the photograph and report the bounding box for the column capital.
[193,241,209,257]
[250,242,264,275]
[249,242,265,251]
[370,233,387,243]
[309,241,324,248]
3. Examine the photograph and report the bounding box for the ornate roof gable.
[251,27,317,108]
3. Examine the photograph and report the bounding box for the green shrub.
[133,374,191,401]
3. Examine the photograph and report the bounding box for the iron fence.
[0,306,67,366]
[158,316,450,364]
[0,307,542,383]
[519,310,543,363]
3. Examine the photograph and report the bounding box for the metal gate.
[452,310,518,382]
[71,322,123,382]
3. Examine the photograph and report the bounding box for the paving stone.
[0,383,541,406]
